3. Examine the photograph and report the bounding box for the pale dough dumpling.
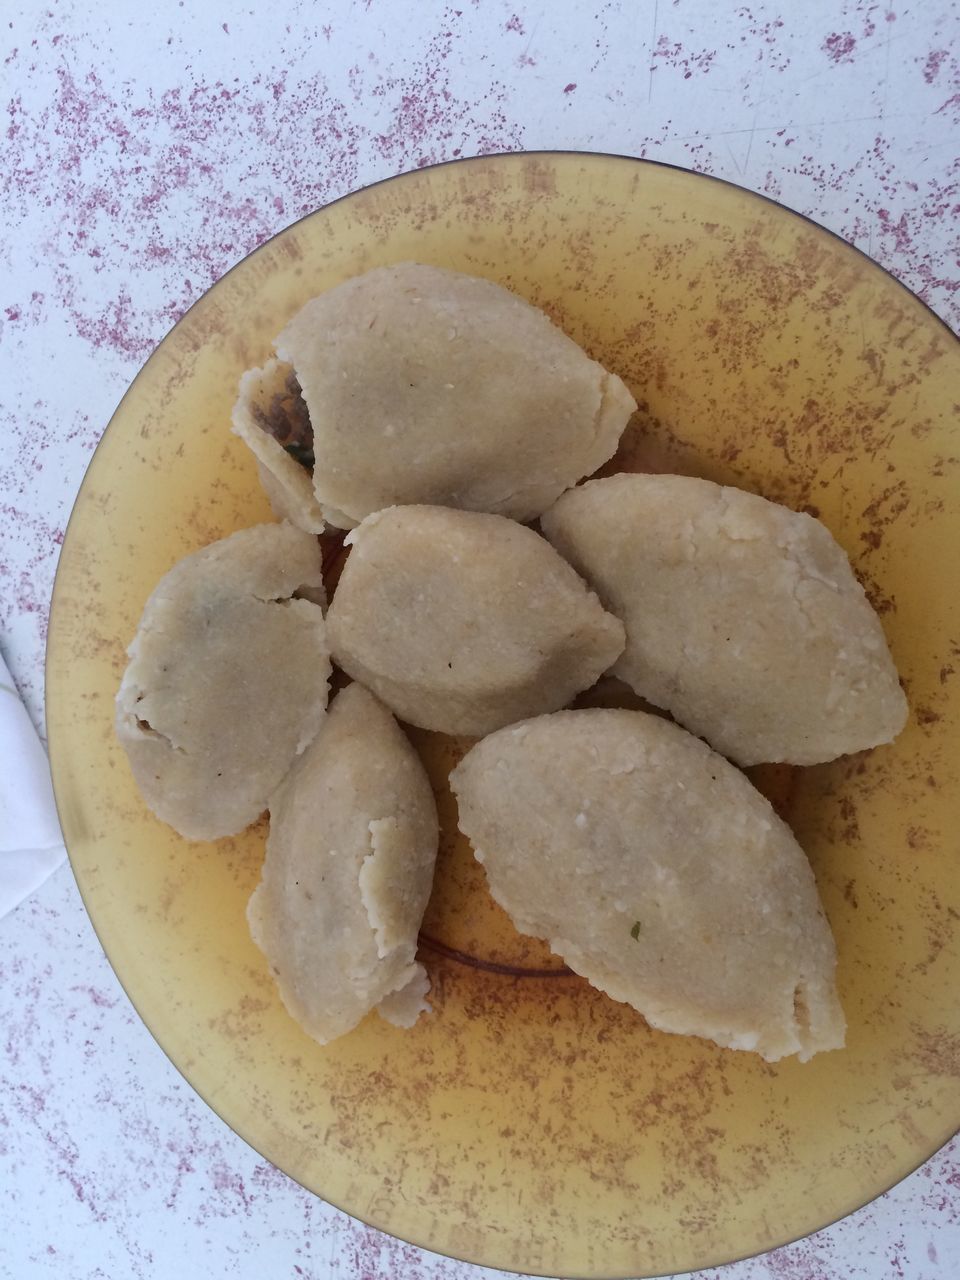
[326,505,626,736]
[115,523,330,841]
[451,709,846,1062]
[247,682,439,1044]
[541,473,908,766]
[269,262,636,528]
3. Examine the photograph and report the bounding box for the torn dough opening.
[232,359,325,534]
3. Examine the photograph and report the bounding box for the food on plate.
[325,504,626,736]
[541,473,907,766]
[247,682,439,1044]
[235,261,637,529]
[115,249,918,1068]
[450,708,846,1063]
[232,358,325,533]
[115,523,330,840]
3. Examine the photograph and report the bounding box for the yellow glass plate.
[47,153,960,1279]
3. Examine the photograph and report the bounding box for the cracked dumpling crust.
[541,473,908,766]
[326,505,626,736]
[271,262,637,528]
[247,682,439,1045]
[231,358,326,533]
[115,523,330,841]
[451,709,846,1063]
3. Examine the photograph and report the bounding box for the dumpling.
[247,682,439,1044]
[450,709,846,1063]
[231,358,325,533]
[541,473,907,766]
[115,523,330,840]
[264,262,635,529]
[325,505,626,736]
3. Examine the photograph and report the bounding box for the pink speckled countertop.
[1,2,958,1278]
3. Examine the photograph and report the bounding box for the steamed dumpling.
[247,682,439,1044]
[115,523,330,840]
[541,473,907,766]
[326,505,626,736]
[451,709,846,1063]
[267,262,636,528]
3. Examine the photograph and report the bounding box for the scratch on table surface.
[743,64,767,180]
[647,0,659,102]
[883,11,894,120]
[519,12,541,66]
[790,26,909,95]
[671,112,910,143]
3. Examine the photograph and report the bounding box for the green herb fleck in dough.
[630,920,642,940]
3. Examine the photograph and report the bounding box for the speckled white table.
[1,2,958,1277]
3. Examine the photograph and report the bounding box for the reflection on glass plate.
[47,153,960,1278]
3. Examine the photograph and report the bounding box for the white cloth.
[0,649,66,918]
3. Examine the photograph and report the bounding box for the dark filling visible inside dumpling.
[253,370,315,471]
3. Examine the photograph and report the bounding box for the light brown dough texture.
[247,682,439,1045]
[326,505,626,736]
[451,708,846,1063]
[116,523,330,840]
[274,262,637,528]
[541,473,907,766]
